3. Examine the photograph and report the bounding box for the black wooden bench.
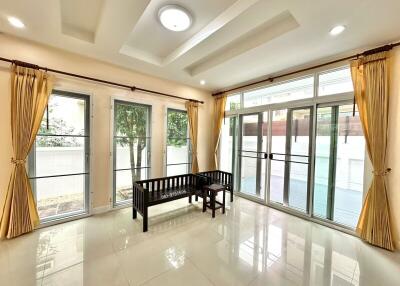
[132,170,233,232]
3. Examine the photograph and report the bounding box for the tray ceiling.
[0,0,400,91]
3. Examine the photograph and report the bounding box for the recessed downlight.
[7,16,25,29]
[158,5,192,32]
[330,25,346,36]
[200,80,206,85]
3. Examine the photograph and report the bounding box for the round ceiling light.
[330,25,346,36]
[7,16,25,29]
[158,5,192,32]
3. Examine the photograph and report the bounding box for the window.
[166,109,191,176]
[318,67,353,96]
[243,76,314,108]
[29,90,90,222]
[313,104,365,228]
[225,94,241,111]
[113,100,151,206]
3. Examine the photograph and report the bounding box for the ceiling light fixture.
[200,80,206,85]
[7,16,25,29]
[330,25,346,36]
[158,5,192,32]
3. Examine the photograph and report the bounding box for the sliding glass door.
[313,103,365,228]
[238,113,267,200]
[268,107,312,213]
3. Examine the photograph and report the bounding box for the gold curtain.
[350,51,394,251]
[0,64,53,239]
[212,95,227,169]
[185,101,199,173]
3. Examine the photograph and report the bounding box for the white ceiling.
[0,0,400,92]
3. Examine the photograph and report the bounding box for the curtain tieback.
[11,158,26,165]
[372,168,391,176]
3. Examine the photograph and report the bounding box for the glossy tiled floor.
[0,196,399,286]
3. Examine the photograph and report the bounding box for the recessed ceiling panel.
[60,0,105,43]
[186,11,299,76]
[120,0,236,64]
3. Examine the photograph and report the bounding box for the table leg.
[202,190,207,212]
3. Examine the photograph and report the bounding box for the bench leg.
[143,208,148,232]
[189,195,192,203]
[230,188,233,202]
[195,195,198,201]
[222,190,226,214]
[132,208,137,219]
[211,193,216,218]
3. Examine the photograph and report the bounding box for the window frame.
[28,89,91,225]
[111,98,152,207]
[220,64,370,235]
[164,107,192,176]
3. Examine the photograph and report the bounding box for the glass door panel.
[239,113,267,200]
[269,109,287,204]
[288,108,312,212]
[313,104,365,228]
[333,105,365,227]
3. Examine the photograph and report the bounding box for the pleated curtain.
[350,51,394,251]
[185,101,199,173]
[0,64,53,239]
[212,95,227,170]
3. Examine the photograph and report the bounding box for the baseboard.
[395,240,400,251]
[92,205,111,215]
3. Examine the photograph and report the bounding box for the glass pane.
[333,105,364,227]
[219,117,235,173]
[167,109,188,140]
[244,76,314,108]
[318,67,353,96]
[34,136,86,177]
[115,138,150,170]
[225,94,241,111]
[114,102,149,138]
[167,164,189,176]
[288,109,310,212]
[40,94,86,136]
[269,110,287,204]
[313,107,333,218]
[115,169,148,204]
[260,112,268,194]
[167,139,190,165]
[32,174,86,220]
[240,115,260,198]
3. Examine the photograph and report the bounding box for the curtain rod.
[0,56,204,104]
[212,41,400,96]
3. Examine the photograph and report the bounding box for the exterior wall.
[0,34,214,212]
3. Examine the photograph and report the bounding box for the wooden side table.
[202,184,226,218]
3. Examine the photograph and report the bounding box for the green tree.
[115,103,147,183]
[37,106,80,147]
[167,110,188,147]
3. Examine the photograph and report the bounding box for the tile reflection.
[1,197,399,286]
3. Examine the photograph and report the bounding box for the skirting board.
[92,205,111,215]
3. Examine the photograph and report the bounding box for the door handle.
[269,153,273,160]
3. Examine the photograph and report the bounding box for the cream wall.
[0,34,214,210]
[388,46,400,249]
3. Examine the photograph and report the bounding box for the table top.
[205,184,225,192]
